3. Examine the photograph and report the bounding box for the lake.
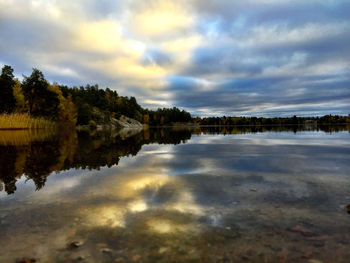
[1,126,350,263]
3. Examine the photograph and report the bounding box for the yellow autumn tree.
[48,84,77,125]
[12,80,27,112]
[143,113,149,124]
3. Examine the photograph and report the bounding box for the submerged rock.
[16,258,36,263]
[288,225,315,237]
[68,240,84,249]
[132,255,141,262]
[100,248,113,254]
[74,255,86,261]
[158,247,169,254]
[346,203,350,214]
[209,226,241,240]
[312,241,325,248]
[308,259,323,263]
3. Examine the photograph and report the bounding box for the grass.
[0,113,56,130]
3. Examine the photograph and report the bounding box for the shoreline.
[1,122,349,131]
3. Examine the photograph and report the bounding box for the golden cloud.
[130,0,195,38]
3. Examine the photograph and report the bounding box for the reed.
[0,113,56,130]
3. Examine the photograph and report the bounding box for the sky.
[0,0,349,117]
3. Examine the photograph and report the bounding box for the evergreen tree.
[22,68,59,119]
[0,65,16,113]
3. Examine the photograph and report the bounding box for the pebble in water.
[68,240,84,249]
[288,225,315,237]
[100,248,113,254]
[346,204,350,214]
[132,255,141,262]
[16,258,36,263]
[158,247,168,254]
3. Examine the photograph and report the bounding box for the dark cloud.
[192,1,350,27]
[167,75,350,117]
[185,47,263,77]
[167,0,350,116]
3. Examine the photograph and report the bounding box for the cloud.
[141,48,173,67]
[0,0,349,115]
[127,0,195,39]
[167,74,350,117]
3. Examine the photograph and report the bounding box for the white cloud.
[240,22,349,48]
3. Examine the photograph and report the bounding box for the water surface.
[1,126,350,262]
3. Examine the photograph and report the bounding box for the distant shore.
[1,112,349,132]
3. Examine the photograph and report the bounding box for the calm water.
[0,126,350,263]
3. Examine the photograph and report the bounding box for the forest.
[0,65,192,127]
[193,115,350,126]
[1,64,349,128]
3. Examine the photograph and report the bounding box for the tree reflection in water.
[0,125,349,195]
[0,127,193,194]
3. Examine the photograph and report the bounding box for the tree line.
[193,114,350,126]
[0,65,192,126]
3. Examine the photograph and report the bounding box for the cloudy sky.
[0,0,349,117]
